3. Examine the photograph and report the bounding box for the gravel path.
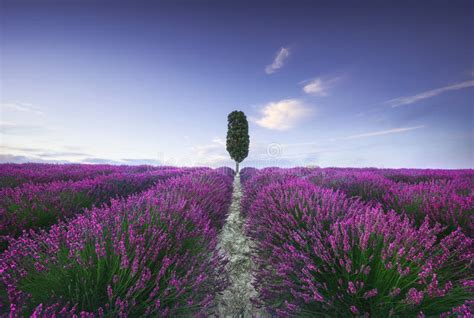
[215,173,261,317]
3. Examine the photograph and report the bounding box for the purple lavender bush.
[246,177,473,317]
[0,169,232,316]
[0,163,162,189]
[308,169,395,204]
[214,166,236,178]
[240,167,312,217]
[239,167,257,183]
[383,180,473,237]
[0,169,184,249]
[378,168,474,185]
[308,169,473,237]
[152,169,233,229]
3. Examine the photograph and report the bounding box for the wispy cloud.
[345,125,425,139]
[254,99,313,130]
[121,158,163,165]
[0,145,91,162]
[0,145,40,153]
[193,155,230,167]
[386,80,474,107]
[0,122,50,135]
[1,102,44,115]
[0,154,72,164]
[212,137,226,146]
[191,139,222,157]
[37,151,89,158]
[189,139,231,166]
[302,76,340,96]
[0,151,164,166]
[265,47,290,74]
[1,144,167,166]
[80,157,122,165]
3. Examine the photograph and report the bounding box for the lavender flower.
[0,168,232,316]
[243,169,473,317]
[0,168,188,249]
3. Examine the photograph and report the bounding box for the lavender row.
[241,171,473,316]
[0,163,174,189]
[241,167,473,236]
[0,168,197,248]
[307,169,473,236]
[0,168,233,316]
[377,168,474,184]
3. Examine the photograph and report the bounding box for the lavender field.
[240,167,473,317]
[0,164,472,317]
[2,0,473,316]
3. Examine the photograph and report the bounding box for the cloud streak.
[386,80,474,107]
[187,138,232,166]
[302,77,340,96]
[0,152,164,166]
[254,99,313,130]
[345,125,425,139]
[0,122,50,135]
[265,47,290,74]
[1,102,44,115]
[0,154,71,164]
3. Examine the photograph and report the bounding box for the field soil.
[216,174,262,317]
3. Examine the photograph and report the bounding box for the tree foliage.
[226,111,249,171]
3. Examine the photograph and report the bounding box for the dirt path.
[215,173,259,317]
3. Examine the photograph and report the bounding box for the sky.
[0,0,473,168]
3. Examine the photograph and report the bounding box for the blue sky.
[1,0,473,168]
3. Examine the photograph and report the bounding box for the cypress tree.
[226,111,249,173]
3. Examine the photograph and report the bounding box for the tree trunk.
[235,161,239,174]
